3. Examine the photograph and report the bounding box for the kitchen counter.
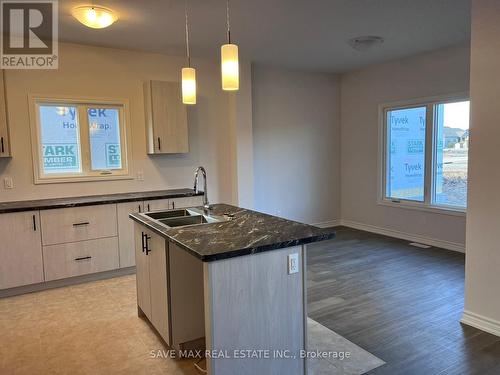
[129,203,335,262]
[0,188,203,214]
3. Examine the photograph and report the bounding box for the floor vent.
[409,242,431,249]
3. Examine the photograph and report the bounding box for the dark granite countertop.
[0,189,203,214]
[129,204,336,262]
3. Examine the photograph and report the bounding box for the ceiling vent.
[348,36,384,52]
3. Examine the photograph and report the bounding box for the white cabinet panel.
[43,237,119,281]
[144,199,170,212]
[41,204,117,245]
[0,70,11,158]
[0,211,43,289]
[144,80,188,154]
[170,196,203,209]
[117,201,143,268]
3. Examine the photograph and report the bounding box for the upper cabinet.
[0,70,11,157]
[144,80,189,155]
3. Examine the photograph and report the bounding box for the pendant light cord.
[185,0,191,66]
[226,0,231,44]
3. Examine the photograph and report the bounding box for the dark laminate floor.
[307,227,500,375]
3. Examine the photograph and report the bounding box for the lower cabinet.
[0,211,43,289]
[134,223,170,345]
[117,201,144,268]
[43,237,119,281]
[144,198,170,212]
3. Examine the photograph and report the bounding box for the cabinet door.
[144,198,170,212]
[134,224,151,320]
[117,201,143,268]
[170,196,204,209]
[145,80,188,154]
[0,211,43,289]
[0,70,11,157]
[148,232,170,345]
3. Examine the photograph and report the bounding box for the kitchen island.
[130,204,335,375]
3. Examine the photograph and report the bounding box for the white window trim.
[377,92,469,217]
[28,94,133,184]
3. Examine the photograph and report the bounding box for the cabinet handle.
[157,137,161,151]
[0,137,4,153]
[32,214,37,231]
[147,204,150,211]
[172,201,175,209]
[138,204,141,213]
[145,235,151,255]
[141,232,146,253]
[75,256,92,261]
[73,221,90,227]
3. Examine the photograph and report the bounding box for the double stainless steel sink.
[140,207,226,229]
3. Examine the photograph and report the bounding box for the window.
[30,98,131,183]
[381,96,470,212]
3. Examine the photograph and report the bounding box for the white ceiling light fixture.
[181,0,196,105]
[348,36,384,52]
[221,0,239,91]
[72,5,117,29]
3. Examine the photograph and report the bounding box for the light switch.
[4,177,13,189]
[288,253,299,274]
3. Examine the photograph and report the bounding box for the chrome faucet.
[194,166,210,209]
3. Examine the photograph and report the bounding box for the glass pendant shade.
[72,6,117,29]
[182,67,196,105]
[221,44,239,91]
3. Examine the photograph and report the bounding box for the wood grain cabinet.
[134,224,170,345]
[0,70,11,157]
[117,201,144,268]
[0,211,43,289]
[144,80,188,154]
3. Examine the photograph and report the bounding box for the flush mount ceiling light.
[348,36,384,52]
[72,5,117,29]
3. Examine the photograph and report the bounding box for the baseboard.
[312,219,342,228]
[461,310,500,337]
[340,219,465,253]
[0,266,136,298]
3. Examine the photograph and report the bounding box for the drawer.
[41,204,117,245]
[43,237,119,281]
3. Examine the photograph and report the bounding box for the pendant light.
[182,0,196,104]
[221,0,239,91]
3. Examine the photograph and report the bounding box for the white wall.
[252,65,341,225]
[463,0,500,334]
[340,44,470,249]
[0,43,253,206]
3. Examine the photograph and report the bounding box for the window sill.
[34,174,134,185]
[378,199,466,217]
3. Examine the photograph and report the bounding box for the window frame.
[29,95,133,184]
[378,93,469,216]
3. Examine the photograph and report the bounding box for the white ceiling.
[58,0,471,73]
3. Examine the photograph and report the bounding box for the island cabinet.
[0,211,43,289]
[134,226,205,351]
[144,80,188,155]
[0,70,11,157]
[134,224,170,345]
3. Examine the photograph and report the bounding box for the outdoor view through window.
[385,100,469,209]
[434,101,469,208]
[34,101,127,181]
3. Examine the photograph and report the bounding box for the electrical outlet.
[4,177,13,189]
[136,171,144,181]
[288,253,299,274]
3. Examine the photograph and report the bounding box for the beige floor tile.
[0,275,198,375]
